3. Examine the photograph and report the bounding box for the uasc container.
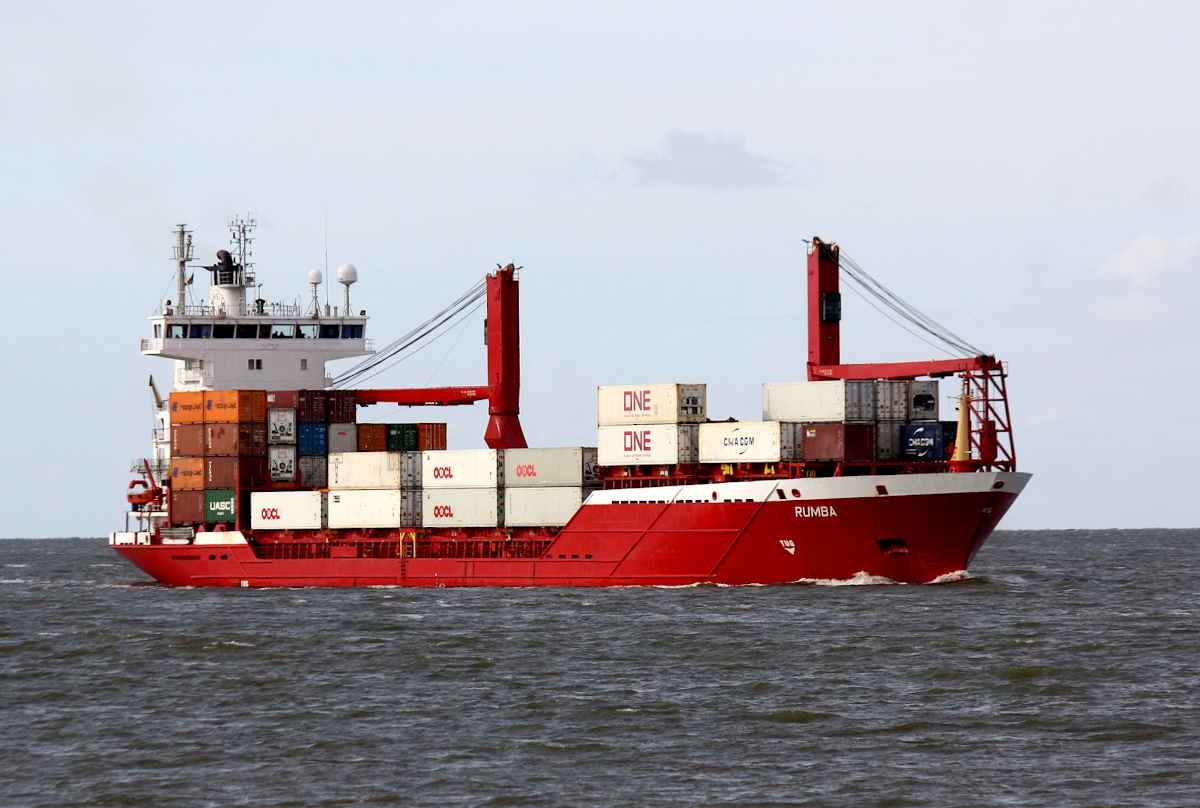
[698,422,801,464]
[268,408,297,444]
[423,449,503,489]
[762,381,875,423]
[503,447,598,488]
[204,489,237,524]
[800,423,876,462]
[328,489,421,529]
[251,490,326,530]
[170,457,205,491]
[168,391,205,425]
[203,390,267,424]
[205,422,267,457]
[504,487,588,527]
[596,424,699,466]
[597,384,707,425]
[422,488,503,528]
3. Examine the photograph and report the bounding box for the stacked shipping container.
[596,384,706,466]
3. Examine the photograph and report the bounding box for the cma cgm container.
[328,423,357,454]
[168,391,205,424]
[423,449,503,489]
[170,424,206,457]
[800,423,876,462]
[268,409,296,444]
[170,457,205,491]
[597,424,699,466]
[503,448,598,488]
[875,381,909,421]
[251,490,326,530]
[328,451,421,490]
[908,381,940,421]
[170,489,206,524]
[505,487,589,527]
[298,455,328,488]
[422,488,502,528]
[269,446,296,482]
[204,390,266,424]
[328,489,421,529]
[297,423,327,456]
[762,381,875,423]
[205,422,267,457]
[597,384,706,425]
[204,489,237,524]
[205,456,268,490]
[698,421,801,464]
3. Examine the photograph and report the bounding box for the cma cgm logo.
[432,467,454,479]
[624,430,651,452]
[623,390,651,412]
[515,464,538,477]
[260,508,281,520]
[432,505,455,518]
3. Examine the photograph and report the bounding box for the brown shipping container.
[203,390,267,424]
[169,391,205,425]
[170,457,205,490]
[801,423,876,462]
[171,424,206,457]
[326,389,356,423]
[205,456,268,490]
[265,390,299,409]
[205,422,267,457]
[417,422,448,451]
[357,423,388,452]
[170,489,206,525]
[297,390,327,423]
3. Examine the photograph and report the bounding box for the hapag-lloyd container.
[597,384,707,425]
[268,408,297,444]
[170,457,205,491]
[298,455,328,488]
[328,451,421,489]
[422,488,502,528]
[908,380,940,421]
[328,489,421,529]
[270,446,296,482]
[762,381,875,423]
[698,422,801,464]
[596,424,699,466]
[170,489,205,524]
[503,447,598,488]
[205,422,267,457]
[800,423,876,462]
[171,424,206,457]
[168,391,205,425]
[251,490,326,530]
[875,381,909,421]
[504,487,590,527]
[204,489,237,524]
[203,390,267,424]
[328,423,357,454]
[422,449,503,489]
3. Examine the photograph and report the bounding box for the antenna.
[307,269,323,316]
[229,214,257,285]
[172,224,193,312]
[337,263,358,315]
[324,207,330,308]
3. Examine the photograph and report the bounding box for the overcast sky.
[2,2,1197,536]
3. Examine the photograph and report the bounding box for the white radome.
[308,269,323,285]
[337,263,358,286]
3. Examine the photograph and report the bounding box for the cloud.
[1096,232,1199,287]
[628,130,786,190]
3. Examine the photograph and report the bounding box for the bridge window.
[271,324,296,338]
[236,324,258,339]
[213,323,235,339]
[153,324,162,338]
[320,324,340,338]
[342,324,363,339]
[298,324,319,339]
[188,324,211,339]
[258,324,273,339]
[167,324,186,338]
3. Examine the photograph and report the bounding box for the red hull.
[112,472,1029,587]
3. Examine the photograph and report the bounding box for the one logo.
[779,539,796,555]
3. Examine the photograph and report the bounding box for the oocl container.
[205,456,268,489]
[908,381,940,421]
[596,424,699,466]
[170,457,205,491]
[875,381,909,421]
[251,490,326,530]
[698,422,801,464]
[422,449,503,489]
[204,489,237,524]
[328,423,357,454]
[269,446,297,482]
[205,422,267,457]
[762,381,875,423]
[170,424,206,457]
[597,384,707,425]
[170,489,206,524]
[168,391,205,425]
[203,390,267,424]
[268,408,297,444]
[503,447,598,487]
[504,487,588,527]
[422,488,502,528]
[800,423,876,462]
[297,422,327,456]
[328,489,421,529]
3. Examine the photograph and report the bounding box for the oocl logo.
[433,505,455,518]
[515,464,537,477]
[432,466,454,479]
[260,508,281,520]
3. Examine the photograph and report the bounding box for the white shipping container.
[505,487,590,527]
[269,445,296,481]
[597,383,706,425]
[422,449,503,489]
[596,424,699,466]
[328,423,357,454]
[401,451,422,487]
[422,488,503,528]
[875,381,909,421]
[908,380,940,421]
[699,421,789,464]
[762,381,875,423]
[328,489,422,529]
[875,421,904,461]
[251,491,326,530]
[503,447,598,488]
[268,408,297,444]
[328,451,404,489]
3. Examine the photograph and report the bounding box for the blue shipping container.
[298,422,328,456]
[901,423,943,460]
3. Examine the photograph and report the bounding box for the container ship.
[110,219,1030,587]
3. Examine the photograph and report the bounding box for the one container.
[269,446,297,482]
[204,456,268,489]
[357,423,388,452]
[326,390,356,423]
[800,423,876,462]
[875,421,904,461]
[328,451,405,490]
[268,408,297,444]
[297,422,328,456]
[908,381,940,421]
[298,455,328,488]
[203,390,267,423]
[597,384,707,425]
[170,424,206,457]
[170,457,205,491]
[504,487,588,527]
[417,423,448,451]
[596,424,700,466]
[422,488,503,528]
[503,447,599,488]
[205,422,267,457]
[251,490,326,530]
[328,423,357,454]
[875,381,909,421]
[901,423,944,461]
[328,489,421,529]
[698,421,798,464]
[168,391,205,425]
[204,489,237,524]
[762,381,875,423]
[422,449,503,489]
[170,489,206,524]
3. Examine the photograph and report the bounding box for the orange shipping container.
[417,422,448,451]
[170,457,205,491]
[169,392,205,425]
[204,390,267,424]
[357,423,388,452]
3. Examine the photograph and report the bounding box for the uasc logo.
[432,466,453,479]
[515,464,537,477]
[260,507,281,520]
[433,505,454,518]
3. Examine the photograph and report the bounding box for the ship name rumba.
[795,505,838,518]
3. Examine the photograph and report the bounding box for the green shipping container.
[205,489,237,524]
[386,423,419,452]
